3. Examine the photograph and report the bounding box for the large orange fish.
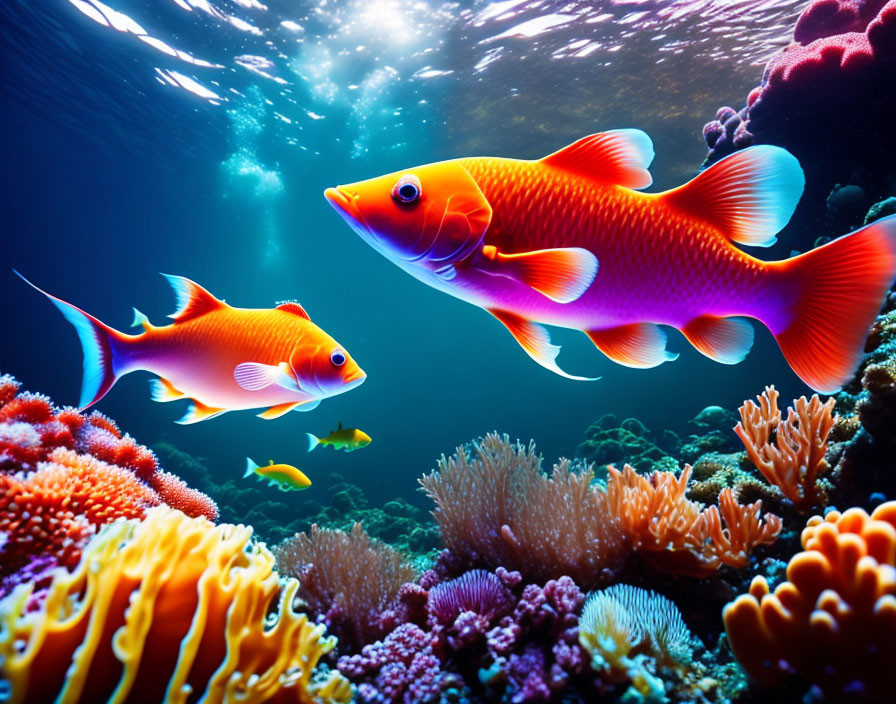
[325,130,896,392]
[18,273,366,422]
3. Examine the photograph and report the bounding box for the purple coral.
[700,0,896,241]
[338,623,445,704]
[427,569,515,625]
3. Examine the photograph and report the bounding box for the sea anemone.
[0,506,351,704]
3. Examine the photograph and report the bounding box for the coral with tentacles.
[606,464,782,577]
[419,433,626,587]
[734,385,835,511]
[275,522,417,651]
[0,506,351,704]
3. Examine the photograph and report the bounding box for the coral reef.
[576,413,680,474]
[734,386,836,511]
[154,440,440,553]
[0,374,217,599]
[606,464,782,577]
[275,522,417,651]
[420,433,627,587]
[0,506,351,704]
[724,502,896,702]
[701,0,896,243]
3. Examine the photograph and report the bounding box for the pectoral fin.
[234,362,300,392]
[257,398,318,420]
[488,308,599,381]
[176,399,227,425]
[480,245,598,303]
[586,323,678,369]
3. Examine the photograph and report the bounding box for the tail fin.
[769,215,896,393]
[244,457,259,478]
[306,433,320,452]
[16,271,132,409]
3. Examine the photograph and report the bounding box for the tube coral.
[734,385,835,511]
[606,464,782,577]
[419,433,626,587]
[275,522,416,651]
[0,506,352,704]
[723,501,896,701]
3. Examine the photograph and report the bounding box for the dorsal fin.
[276,300,310,320]
[540,129,654,189]
[161,274,224,322]
[663,146,804,247]
[338,421,343,430]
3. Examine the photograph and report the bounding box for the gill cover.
[330,160,493,266]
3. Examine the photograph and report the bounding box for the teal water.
[1,0,810,506]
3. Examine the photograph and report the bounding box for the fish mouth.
[344,370,367,388]
[325,186,362,222]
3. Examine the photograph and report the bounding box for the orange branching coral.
[724,502,896,701]
[147,469,219,521]
[276,522,416,650]
[0,447,160,570]
[419,432,626,587]
[734,385,835,511]
[0,507,352,704]
[606,464,782,577]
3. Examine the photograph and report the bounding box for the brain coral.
[723,501,896,701]
[0,506,351,704]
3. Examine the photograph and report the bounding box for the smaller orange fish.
[18,272,365,423]
[244,458,311,491]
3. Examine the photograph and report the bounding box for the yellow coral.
[0,507,352,704]
[579,585,694,702]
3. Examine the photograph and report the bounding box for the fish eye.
[330,349,346,367]
[392,174,421,204]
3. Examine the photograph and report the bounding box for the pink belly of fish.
[132,347,310,410]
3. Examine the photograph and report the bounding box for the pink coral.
[419,433,626,587]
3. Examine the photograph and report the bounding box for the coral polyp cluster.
[724,502,896,701]
[0,506,351,704]
[0,374,217,600]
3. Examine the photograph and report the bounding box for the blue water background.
[1,0,809,507]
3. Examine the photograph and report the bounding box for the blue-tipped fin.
[307,433,320,452]
[176,399,227,424]
[15,270,128,409]
[664,145,804,247]
[244,457,260,478]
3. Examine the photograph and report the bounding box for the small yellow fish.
[243,458,311,491]
[306,422,372,452]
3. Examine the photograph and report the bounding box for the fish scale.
[19,273,366,422]
[326,129,896,392]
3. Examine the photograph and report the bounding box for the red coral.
[0,448,160,572]
[148,470,218,522]
[0,374,218,593]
